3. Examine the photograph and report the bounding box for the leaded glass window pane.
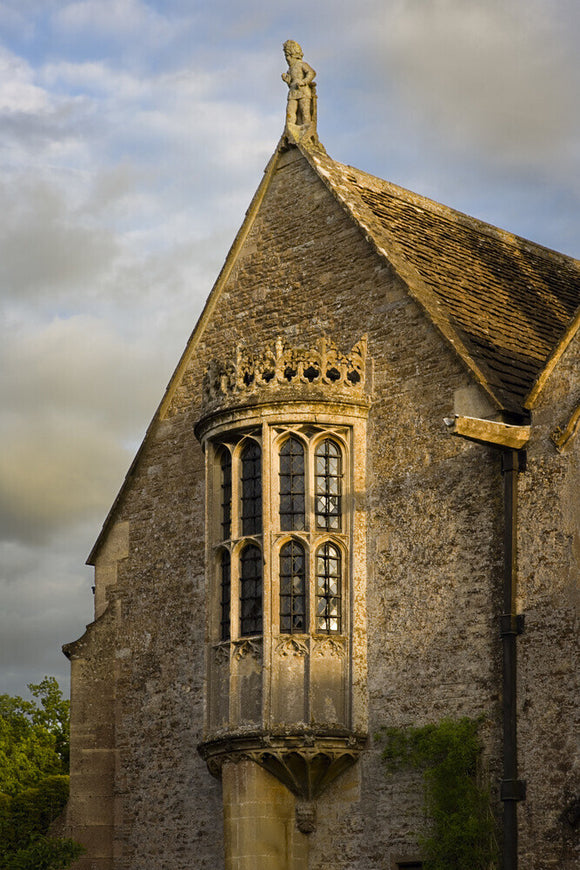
[315,439,342,530]
[241,441,262,535]
[240,544,262,636]
[279,540,306,633]
[220,450,232,540]
[316,542,341,633]
[279,437,305,531]
[220,550,231,641]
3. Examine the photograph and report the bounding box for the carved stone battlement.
[201,335,367,412]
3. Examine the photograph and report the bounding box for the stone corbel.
[198,729,367,831]
[232,638,262,662]
[275,636,309,657]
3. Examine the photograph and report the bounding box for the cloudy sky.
[1,0,579,699]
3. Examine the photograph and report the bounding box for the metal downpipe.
[500,449,526,870]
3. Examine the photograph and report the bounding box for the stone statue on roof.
[282,40,317,132]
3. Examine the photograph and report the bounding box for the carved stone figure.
[282,40,316,128]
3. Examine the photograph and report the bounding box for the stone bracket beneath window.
[198,728,367,829]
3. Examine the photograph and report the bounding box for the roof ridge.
[321,154,580,269]
[299,139,580,413]
[300,142,507,411]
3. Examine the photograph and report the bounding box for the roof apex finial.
[282,40,318,144]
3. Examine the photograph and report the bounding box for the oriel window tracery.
[279,540,306,633]
[210,428,348,643]
[220,549,231,641]
[220,450,232,539]
[240,544,263,636]
[279,437,305,531]
[315,439,342,530]
[241,441,262,535]
[316,542,342,633]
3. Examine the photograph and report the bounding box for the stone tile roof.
[305,146,580,415]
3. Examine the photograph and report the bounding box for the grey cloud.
[0,97,90,151]
[0,529,94,696]
[83,163,141,214]
[55,0,176,45]
[0,311,181,547]
[372,0,580,171]
[0,178,118,297]
[0,415,130,545]
[1,316,166,425]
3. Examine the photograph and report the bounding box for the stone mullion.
[229,444,242,643]
[226,444,241,728]
[261,420,273,729]
[205,444,218,733]
[304,536,313,726]
[304,441,316,724]
[343,427,354,731]
[349,418,367,734]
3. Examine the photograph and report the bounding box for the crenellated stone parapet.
[201,335,367,414]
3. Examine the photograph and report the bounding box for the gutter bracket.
[501,779,527,802]
[500,613,525,636]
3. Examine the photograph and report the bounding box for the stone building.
[63,45,579,870]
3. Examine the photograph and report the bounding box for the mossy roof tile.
[305,145,580,413]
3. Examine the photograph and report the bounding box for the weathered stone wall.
[69,143,576,868]
[98,415,224,869]
[64,600,119,870]
[518,330,580,870]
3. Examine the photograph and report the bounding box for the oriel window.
[212,427,348,644]
[220,550,231,641]
[316,542,341,633]
[279,540,306,633]
[240,544,262,636]
[241,441,262,535]
[315,439,342,530]
[220,450,232,540]
[279,437,305,530]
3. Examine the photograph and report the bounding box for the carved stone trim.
[198,729,367,802]
[312,636,346,658]
[275,636,309,657]
[295,800,316,834]
[232,638,262,662]
[201,335,367,412]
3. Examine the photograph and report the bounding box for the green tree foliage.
[4,775,70,847]
[0,678,69,795]
[0,836,84,870]
[0,679,85,870]
[28,678,71,769]
[378,717,499,870]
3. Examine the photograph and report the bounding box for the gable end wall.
[67,145,576,868]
